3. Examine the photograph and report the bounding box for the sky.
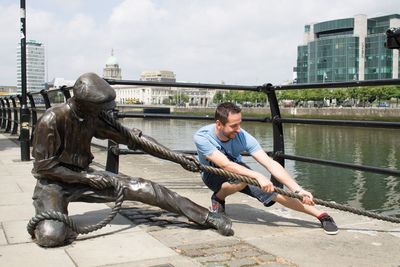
[1,0,399,86]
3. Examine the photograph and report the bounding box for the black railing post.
[40,89,51,109]
[0,98,5,129]
[27,92,37,143]
[105,109,120,173]
[4,97,12,133]
[60,86,72,101]
[261,83,284,188]
[10,96,19,135]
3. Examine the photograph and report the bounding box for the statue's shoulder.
[39,103,70,124]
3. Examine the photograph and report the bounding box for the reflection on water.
[121,118,400,213]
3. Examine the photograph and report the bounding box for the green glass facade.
[296,14,400,84]
[365,34,392,79]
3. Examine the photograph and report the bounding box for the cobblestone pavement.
[117,201,297,267]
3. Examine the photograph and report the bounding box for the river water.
[117,118,399,215]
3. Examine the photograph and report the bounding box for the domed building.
[103,49,122,80]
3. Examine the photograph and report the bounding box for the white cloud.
[0,3,20,86]
[1,0,400,86]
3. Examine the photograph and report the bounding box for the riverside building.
[114,69,217,106]
[100,51,217,106]
[296,14,400,84]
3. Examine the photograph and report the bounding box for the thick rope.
[100,111,400,224]
[27,176,125,237]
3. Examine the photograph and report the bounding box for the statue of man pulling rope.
[30,72,233,247]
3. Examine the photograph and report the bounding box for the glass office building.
[17,40,45,92]
[296,14,400,84]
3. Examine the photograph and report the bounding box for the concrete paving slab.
[0,192,32,206]
[0,242,75,267]
[2,220,32,244]
[65,230,177,267]
[0,183,22,194]
[103,256,202,267]
[150,227,238,248]
[16,179,37,193]
[0,204,35,222]
[246,219,400,267]
[0,226,7,245]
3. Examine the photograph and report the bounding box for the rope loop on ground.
[27,176,125,237]
[100,111,400,224]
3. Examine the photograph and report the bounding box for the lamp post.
[19,0,30,161]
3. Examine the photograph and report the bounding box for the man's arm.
[252,149,314,205]
[206,150,274,192]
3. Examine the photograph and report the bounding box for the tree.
[170,93,189,105]
[213,92,224,103]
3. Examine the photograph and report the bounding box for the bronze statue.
[31,72,233,247]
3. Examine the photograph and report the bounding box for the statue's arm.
[33,162,93,185]
[94,120,175,160]
[32,113,94,185]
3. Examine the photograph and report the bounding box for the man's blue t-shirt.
[193,123,262,167]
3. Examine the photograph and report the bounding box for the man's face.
[216,112,242,140]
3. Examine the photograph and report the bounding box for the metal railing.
[102,79,400,181]
[0,79,399,184]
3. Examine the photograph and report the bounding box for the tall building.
[296,14,400,84]
[17,40,45,92]
[103,49,122,80]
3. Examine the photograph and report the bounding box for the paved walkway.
[0,133,399,267]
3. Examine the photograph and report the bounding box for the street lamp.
[19,0,30,161]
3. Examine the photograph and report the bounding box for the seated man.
[193,102,338,235]
[31,72,233,247]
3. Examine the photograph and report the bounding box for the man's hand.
[256,175,275,193]
[86,172,113,190]
[295,189,315,205]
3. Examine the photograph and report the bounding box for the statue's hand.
[127,128,142,150]
[86,172,113,190]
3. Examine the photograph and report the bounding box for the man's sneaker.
[210,193,225,214]
[206,212,234,236]
[318,213,338,235]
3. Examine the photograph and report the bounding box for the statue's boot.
[205,212,234,236]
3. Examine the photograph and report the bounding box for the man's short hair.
[215,102,242,124]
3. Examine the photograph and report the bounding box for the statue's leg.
[32,179,71,247]
[119,175,234,235]
[121,176,209,225]
[76,172,210,225]
[73,171,234,236]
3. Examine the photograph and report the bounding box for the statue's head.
[72,72,116,115]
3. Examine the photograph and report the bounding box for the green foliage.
[221,90,266,104]
[164,93,189,105]
[277,85,400,104]
[213,92,225,103]
[210,86,400,106]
